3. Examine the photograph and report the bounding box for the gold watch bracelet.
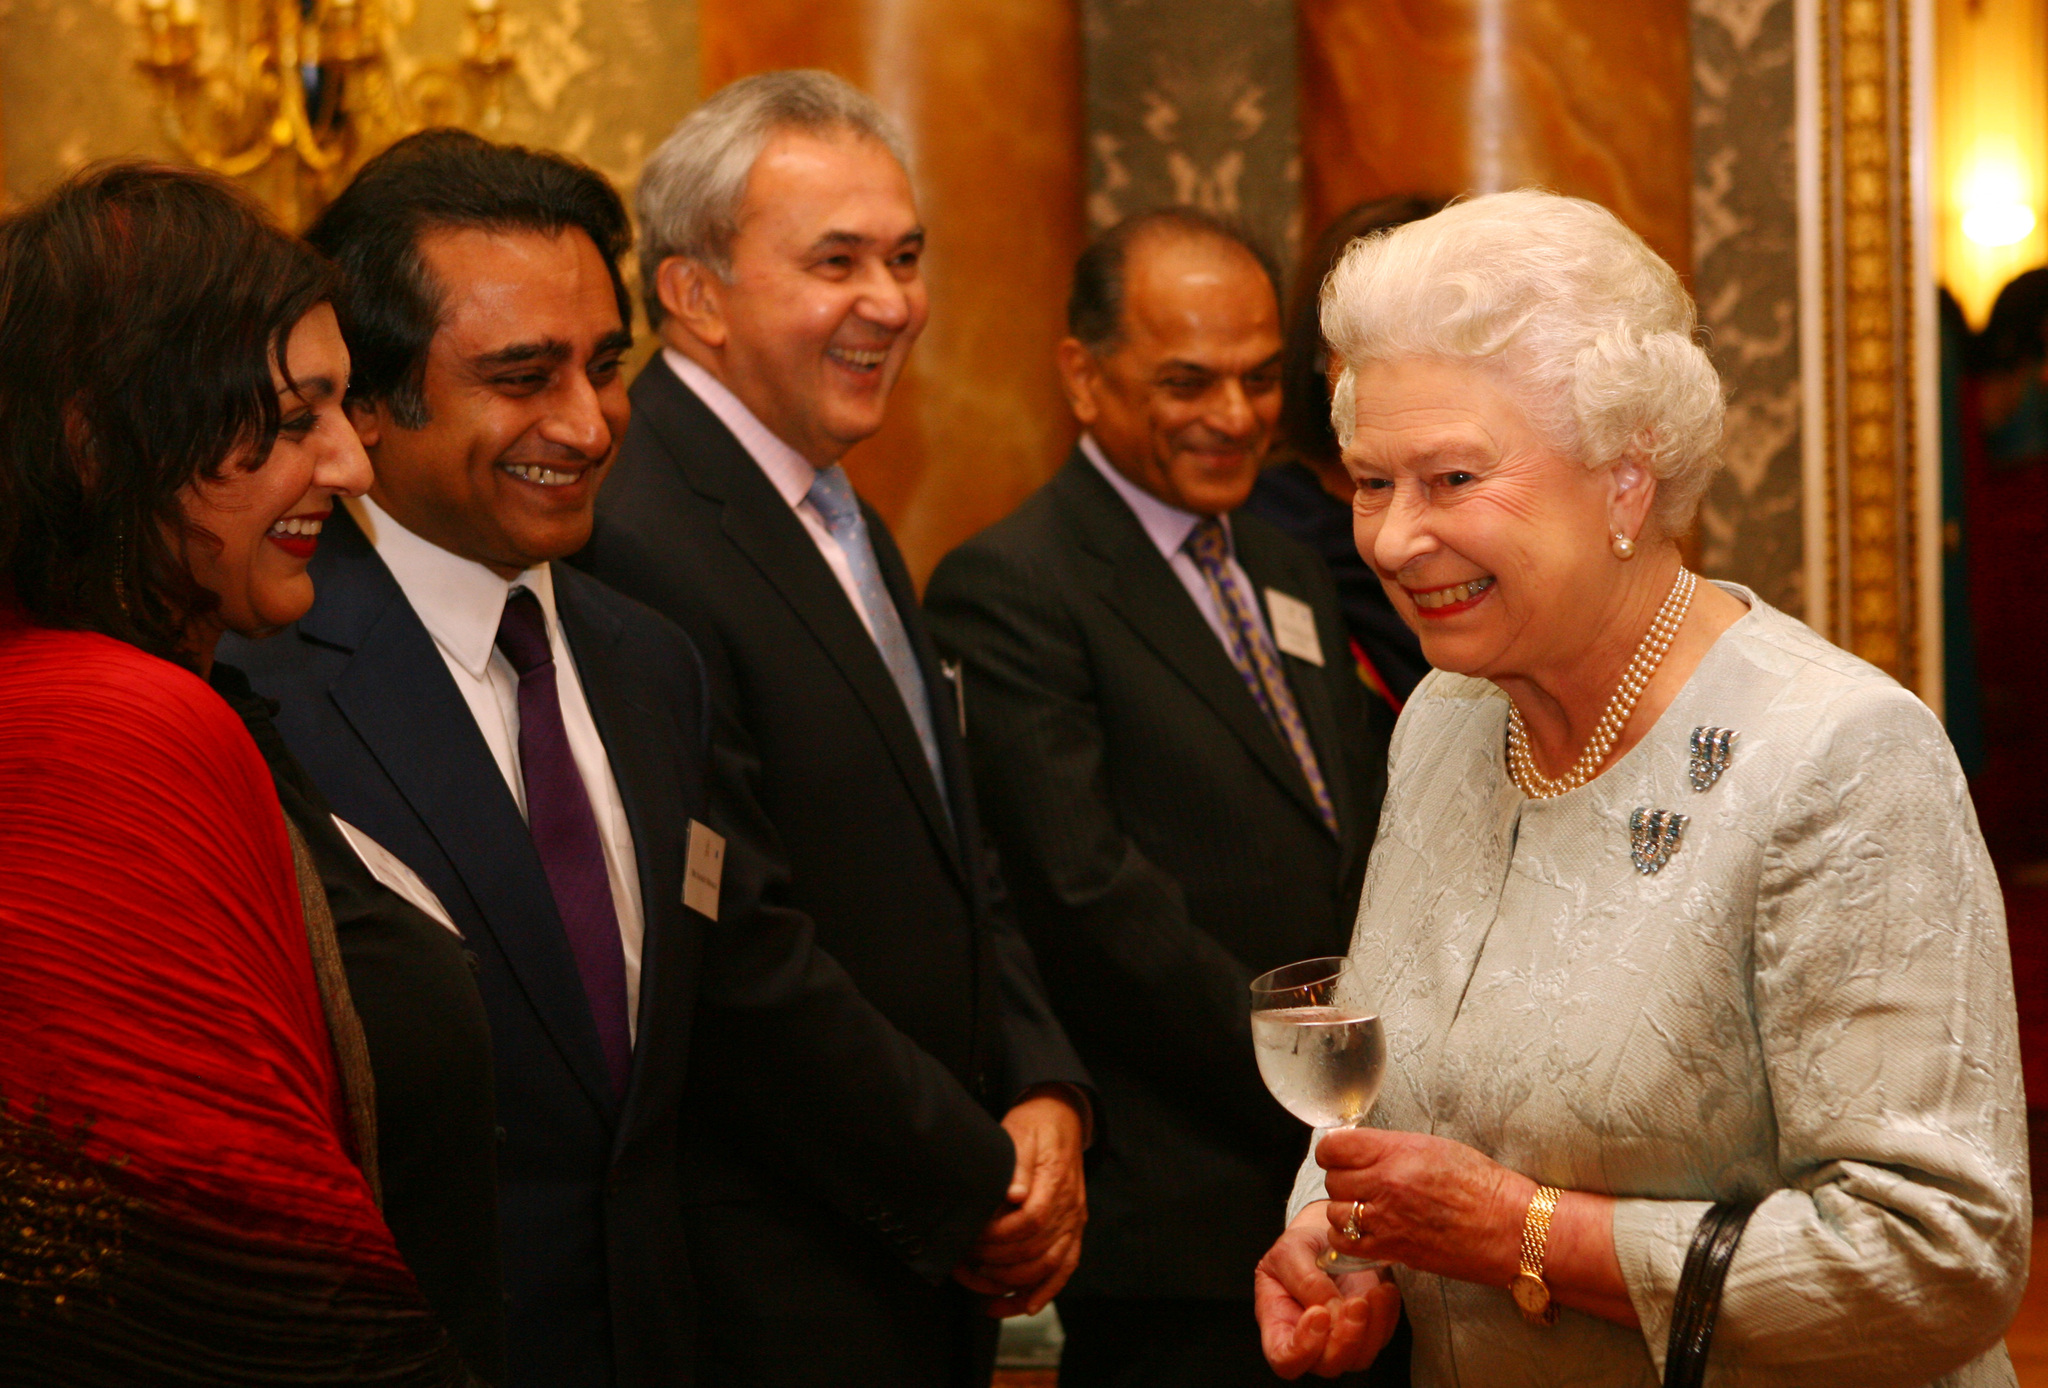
[1511,1183,1563,1327]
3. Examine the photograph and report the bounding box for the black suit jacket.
[924,450,1391,1301]
[573,358,1091,1384]
[227,505,1037,1388]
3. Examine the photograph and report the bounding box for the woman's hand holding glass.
[1313,1128,1641,1329]
[1249,957,1388,1275]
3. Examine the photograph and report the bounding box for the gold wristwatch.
[1510,1184,1562,1327]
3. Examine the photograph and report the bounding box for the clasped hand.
[952,1088,1087,1318]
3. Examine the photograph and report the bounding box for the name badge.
[1265,589,1325,667]
[332,814,462,937]
[684,819,725,921]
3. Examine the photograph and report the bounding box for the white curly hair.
[1321,189,1725,536]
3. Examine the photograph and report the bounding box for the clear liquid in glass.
[1250,957,1389,1275]
[1251,1006,1385,1128]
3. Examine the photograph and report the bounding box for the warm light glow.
[1959,154,2038,245]
[1964,202,2038,247]
[1937,0,2048,326]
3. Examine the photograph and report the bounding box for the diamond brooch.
[1688,726,1737,792]
[1630,807,1688,875]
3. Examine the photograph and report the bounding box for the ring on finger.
[1340,1199,1367,1242]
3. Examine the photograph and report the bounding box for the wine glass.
[1250,955,1387,1274]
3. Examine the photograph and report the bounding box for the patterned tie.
[496,587,632,1096]
[1185,518,1340,835]
[806,466,947,799]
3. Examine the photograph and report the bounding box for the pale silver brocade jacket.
[1288,586,2031,1388]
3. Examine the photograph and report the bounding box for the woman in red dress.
[0,164,478,1383]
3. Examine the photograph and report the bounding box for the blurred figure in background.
[1242,195,1443,714]
[1962,269,2048,868]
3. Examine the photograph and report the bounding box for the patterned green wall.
[1081,0,1300,276]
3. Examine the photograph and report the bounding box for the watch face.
[1512,1272,1549,1317]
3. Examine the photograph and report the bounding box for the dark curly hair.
[0,161,338,661]
[1279,194,1446,466]
[306,128,631,428]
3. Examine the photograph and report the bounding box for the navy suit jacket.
[227,505,1024,1388]
[572,359,1091,1385]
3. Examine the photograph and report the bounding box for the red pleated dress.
[0,608,469,1384]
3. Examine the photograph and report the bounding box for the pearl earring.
[1612,533,1636,560]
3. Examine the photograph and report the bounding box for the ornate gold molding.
[131,0,515,226]
[1804,0,1935,693]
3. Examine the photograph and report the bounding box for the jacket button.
[463,949,482,975]
[495,1126,507,1144]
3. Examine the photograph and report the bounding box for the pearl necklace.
[1506,566,1698,799]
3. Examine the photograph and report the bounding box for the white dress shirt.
[664,349,879,643]
[349,494,647,1040]
[1081,434,1277,652]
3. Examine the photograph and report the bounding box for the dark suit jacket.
[212,662,505,1383]
[227,505,1035,1388]
[573,358,1091,1386]
[924,450,1391,1301]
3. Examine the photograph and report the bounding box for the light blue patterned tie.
[806,466,947,801]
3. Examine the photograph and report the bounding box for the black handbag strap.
[1662,1197,1760,1388]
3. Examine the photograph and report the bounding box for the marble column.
[701,0,1087,584]
[1298,0,1691,280]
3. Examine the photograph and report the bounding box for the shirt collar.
[1080,433,1231,562]
[348,493,558,680]
[663,347,819,511]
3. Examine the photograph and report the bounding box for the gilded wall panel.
[1805,0,1934,691]
[1691,0,1805,613]
[0,0,700,217]
[1082,0,1300,272]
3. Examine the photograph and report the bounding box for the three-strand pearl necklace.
[1506,566,1698,799]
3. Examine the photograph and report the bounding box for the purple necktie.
[496,587,632,1095]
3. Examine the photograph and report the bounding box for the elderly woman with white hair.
[1252,189,2031,1386]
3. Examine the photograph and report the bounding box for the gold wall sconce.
[134,0,516,225]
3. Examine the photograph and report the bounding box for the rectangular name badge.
[684,819,725,921]
[1265,589,1326,667]
[332,814,463,937]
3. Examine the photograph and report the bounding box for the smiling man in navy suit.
[575,71,1093,1388]
[225,129,1042,1388]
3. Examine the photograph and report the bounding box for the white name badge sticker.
[1265,589,1325,667]
[332,814,462,937]
[684,819,726,921]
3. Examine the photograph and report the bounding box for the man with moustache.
[924,211,1393,1387]
[575,70,1093,1387]
[226,129,1048,1388]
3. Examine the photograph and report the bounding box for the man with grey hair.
[576,69,1094,1388]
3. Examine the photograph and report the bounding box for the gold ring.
[1340,1200,1366,1242]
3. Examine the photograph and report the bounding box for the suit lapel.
[552,571,694,1151]
[633,363,966,884]
[308,511,619,1118]
[1055,454,1334,832]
